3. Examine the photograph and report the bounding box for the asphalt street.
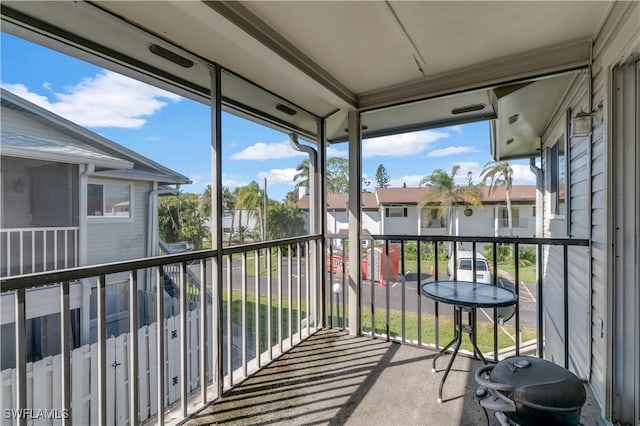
[188,258,538,328]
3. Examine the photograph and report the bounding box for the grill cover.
[490,357,586,411]
[488,356,586,426]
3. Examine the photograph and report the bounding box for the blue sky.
[1,32,535,201]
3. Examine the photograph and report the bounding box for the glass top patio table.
[420,280,517,309]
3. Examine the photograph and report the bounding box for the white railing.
[0,227,79,277]
[0,234,322,426]
[0,311,209,425]
[497,218,529,228]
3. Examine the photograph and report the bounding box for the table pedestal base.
[432,306,487,403]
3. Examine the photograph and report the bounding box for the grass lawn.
[222,290,535,355]
[359,307,536,354]
[403,258,449,276]
[223,290,307,353]
[496,263,537,283]
[226,250,302,277]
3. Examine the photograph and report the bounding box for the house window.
[549,135,566,216]
[385,207,407,218]
[422,208,445,228]
[497,207,520,228]
[88,182,131,217]
[223,210,232,219]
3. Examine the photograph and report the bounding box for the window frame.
[548,132,567,219]
[385,206,408,218]
[422,207,445,228]
[497,206,520,228]
[87,180,133,222]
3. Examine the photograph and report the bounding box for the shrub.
[404,242,417,261]
[484,243,513,262]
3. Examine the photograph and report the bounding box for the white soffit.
[1,1,612,144]
[96,0,353,116]
[493,72,580,160]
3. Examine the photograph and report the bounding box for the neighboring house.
[204,209,260,242]
[222,209,259,241]
[0,89,190,369]
[376,186,537,237]
[297,192,380,236]
[298,185,536,239]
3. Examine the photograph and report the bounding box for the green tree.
[235,225,250,244]
[327,157,349,193]
[284,189,300,205]
[267,201,306,240]
[199,184,212,219]
[236,181,265,241]
[375,164,390,188]
[158,193,208,249]
[480,161,514,235]
[294,159,310,189]
[419,165,482,237]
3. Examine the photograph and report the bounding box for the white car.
[447,251,492,284]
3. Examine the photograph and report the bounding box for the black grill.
[475,356,586,426]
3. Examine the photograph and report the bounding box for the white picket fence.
[0,309,211,425]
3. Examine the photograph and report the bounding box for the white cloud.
[389,174,425,187]
[451,162,483,185]
[448,125,463,134]
[258,168,298,186]
[511,164,536,185]
[327,146,348,158]
[427,146,479,158]
[222,173,250,189]
[2,71,181,128]
[444,162,535,186]
[230,141,306,160]
[189,174,208,186]
[362,130,449,158]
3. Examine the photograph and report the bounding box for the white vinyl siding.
[588,1,640,417]
[610,59,640,423]
[86,180,150,265]
[540,70,591,385]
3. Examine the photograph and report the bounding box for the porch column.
[316,117,327,328]
[210,63,224,400]
[79,163,93,346]
[347,110,362,336]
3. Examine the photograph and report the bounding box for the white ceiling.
[1,1,613,156]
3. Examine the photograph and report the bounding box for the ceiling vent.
[149,44,194,68]
[451,104,485,114]
[343,125,369,132]
[506,138,514,145]
[275,103,297,116]
[509,114,519,125]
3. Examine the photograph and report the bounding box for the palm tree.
[294,159,310,189]
[419,165,482,237]
[267,201,305,240]
[480,161,514,235]
[236,181,265,241]
[235,225,250,244]
[199,185,211,217]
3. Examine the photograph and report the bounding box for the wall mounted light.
[13,177,24,193]
[571,111,594,138]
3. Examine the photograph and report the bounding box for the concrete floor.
[184,328,601,426]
